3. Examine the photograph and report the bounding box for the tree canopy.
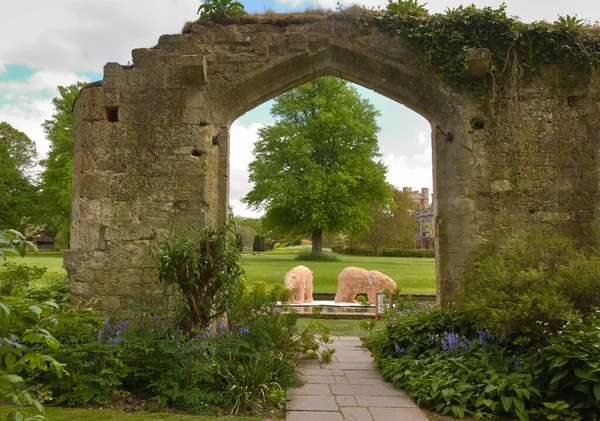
[0,123,39,230]
[39,83,85,247]
[357,186,417,254]
[243,77,392,255]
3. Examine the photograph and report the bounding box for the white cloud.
[0,70,91,158]
[0,69,86,96]
[0,0,199,72]
[229,121,266,217]
[384,150,433,195]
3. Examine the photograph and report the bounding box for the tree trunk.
[311,228,323,255]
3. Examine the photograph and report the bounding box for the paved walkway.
[287,336,428,421]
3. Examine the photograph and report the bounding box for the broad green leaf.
[0,374,24,384]
[593,382,600,402]
[549,369,568,385]
[501,396,512,412]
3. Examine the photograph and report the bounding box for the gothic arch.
[67,16,600,311]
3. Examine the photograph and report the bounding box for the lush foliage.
[234,217,264,250]
[461,229,600,345]
[152,222,246,333]
[39,83,85,248]
[385,0,428,17]
[243,76,392,256]
[373,4,600,96]
[0,233,71,421]
[0,230,38,262]
[367,302,600,420]
[0,123,39,231]
[332,245,435,258]
[42,282,331,414]
[367,229,600,420]
[356,187,417,255]
[3,249,334,416]
[197,0,247,19]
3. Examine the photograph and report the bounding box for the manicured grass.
[0,407,264,421]
[296,318,384,338]
[4,249,436,295]
[1,252,66,275]
[242,250,436,295]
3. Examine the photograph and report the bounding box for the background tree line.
[2,77,421,252]
[0,83,83,247]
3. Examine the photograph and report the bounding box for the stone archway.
[66,14,600,311]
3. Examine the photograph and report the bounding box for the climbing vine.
[371,3,600,97]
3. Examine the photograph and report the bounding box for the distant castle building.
[403,187,430,211]
[403,187,434,250]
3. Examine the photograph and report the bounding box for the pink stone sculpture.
[334,266,396,304]
[284,265,314,304]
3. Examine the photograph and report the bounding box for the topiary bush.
[252,235,266,252]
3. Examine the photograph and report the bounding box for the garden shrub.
[252,235,266,252]
[152,221,246,333]
[461,229,600,345]
[39,279,331,415]
[332,245,434,258]
[0,262,46,296]
[366,228,600,420]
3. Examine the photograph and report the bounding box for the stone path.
[287,336,428,421]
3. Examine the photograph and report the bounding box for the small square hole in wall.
[470,117,485,130]
[106,106,119,123]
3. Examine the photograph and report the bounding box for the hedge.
[332,245,435,258]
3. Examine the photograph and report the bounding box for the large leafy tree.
[358,186,417,255]
[243,77,392,255]
[39,83,85,247]
[0,123,39,230]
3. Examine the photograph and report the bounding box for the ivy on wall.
[371,3,600,97]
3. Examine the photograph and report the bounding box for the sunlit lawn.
[296,318,385,338]
[242,249,436,295]
[0,407,264,421]
[3,249,436,295]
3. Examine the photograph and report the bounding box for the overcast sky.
[1,0,598,217]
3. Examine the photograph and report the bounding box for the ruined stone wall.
[66,15,600,311]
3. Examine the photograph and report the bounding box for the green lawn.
[3,250,436,295]
[2,252,65,274]
[242,251,436,295]
[0,407,264,421]
[296,318,384,338]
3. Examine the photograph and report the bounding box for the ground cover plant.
[0,407,262,421]
[366,229,600,420]
[1,223,335,420]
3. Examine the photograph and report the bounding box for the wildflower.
[477,329,493,346]
[394,344,406,356]
[441,332,470,353]
[238,326,250,335]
